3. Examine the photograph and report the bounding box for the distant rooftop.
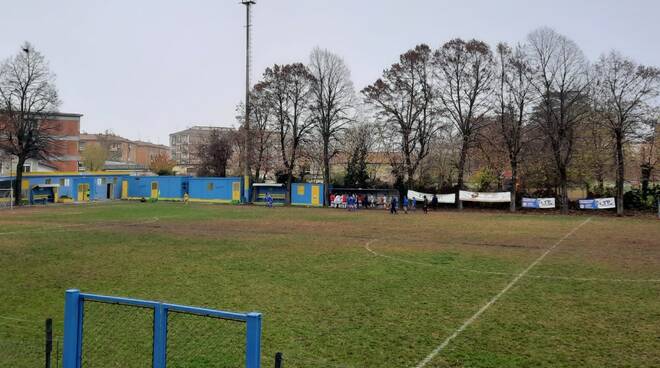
[80,133,167,148]
[170,125,234,136]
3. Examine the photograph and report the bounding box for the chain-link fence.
[81,301,154,368]
[0,319,61,368]
[63,290,262,368]
[0,188,13,209]
[167,311,246,368]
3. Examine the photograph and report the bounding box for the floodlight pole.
[242,0,255,201]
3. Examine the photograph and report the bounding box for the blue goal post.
[62,289,262,368]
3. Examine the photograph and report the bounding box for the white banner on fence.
[522,197,556,209]
[579,197,616,209]
[407,190,455,203]
[459,190,511,203]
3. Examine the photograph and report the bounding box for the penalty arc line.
[413,217,592,368]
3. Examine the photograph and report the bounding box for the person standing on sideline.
[390,196,398,215]
[431,194,438,211]
[403,195,409,214]
[412,197,417,211]
[266,192,273,208]
[423,195,429,214]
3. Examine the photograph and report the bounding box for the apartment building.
[0,112,82,175]
[79,133,169,169]
[170,126,234,174]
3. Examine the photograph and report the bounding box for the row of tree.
[240,27,660,215]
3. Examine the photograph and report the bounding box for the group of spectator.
[329,192,441,214]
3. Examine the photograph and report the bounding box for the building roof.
[50,112,83,118]
[80,133,166,149]
[80,133,133,143]
[133,141,169,150]
[170,125,235,136]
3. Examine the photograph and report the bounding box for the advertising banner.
[521,197,556,209]
[579,197,616,209]
[459,190,511,203]
[407,190,455,203]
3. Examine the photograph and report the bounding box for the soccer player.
[403,195,409,214]
[266,192,273,208]
[423,195,429,214]
[390,196,398,215]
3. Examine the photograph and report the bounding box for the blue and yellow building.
[0,172,324,206]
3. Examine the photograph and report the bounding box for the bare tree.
[196,130,234,177]
[527,28,591,214]
[342,123,377,187]
[639,118,658,199]
[308,48,355,206]
[235,85,276,181]
[434,39,495,209]
[259,63,315,202]
[362,44,440,197]
[0,42,60,205]
[493,42,535,211]
[593,51,660,215]
[81,143,108,171]
[250,85,276,181]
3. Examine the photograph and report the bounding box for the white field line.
[365,241,660,283]
[0,216,160,236]
[412,217,593,368]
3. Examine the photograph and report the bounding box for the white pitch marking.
[365,240,660,283]
[413,217,592,368]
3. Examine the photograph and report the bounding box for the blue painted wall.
[291,183,324,206]
[17,174,125,201]
[188,177,241,202]
[125,176,187,199]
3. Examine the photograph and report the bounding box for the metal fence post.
[152,303,168,368]
[245,312,262,368]
[45,318,53,368]
[62,289,82,368]
[274,352,283,368]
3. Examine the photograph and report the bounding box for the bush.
[623,185,659,211]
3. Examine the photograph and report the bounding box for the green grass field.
[1,202,659,367]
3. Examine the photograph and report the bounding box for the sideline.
[413,217,593,368]
[412,217,593,368]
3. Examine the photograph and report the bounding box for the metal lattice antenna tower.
[242,0,255,183]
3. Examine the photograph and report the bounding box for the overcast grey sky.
[1,0,659,144]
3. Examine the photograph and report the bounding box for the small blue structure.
[291,183,324,207]
[252,183,287,205]
[188,177,243,203]
[1,173,328,207]
[9,173,126,203]
[124,176,187,201]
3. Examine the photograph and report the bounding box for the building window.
[45,178,52,184]
[207,183,214,191]
[60,178,65,187]
[23,165,31,173]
